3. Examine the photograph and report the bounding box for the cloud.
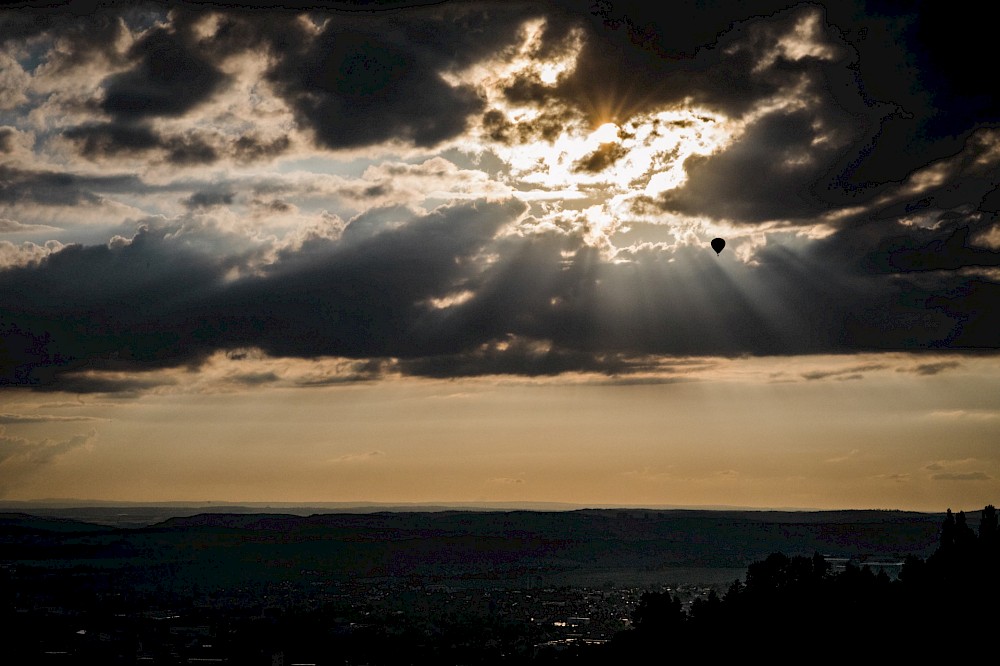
[184,190,235,209]
[931,472,992,482]
[294,358,391,386]
[488,477,525,485]
[903,361,961,376]
[0,199,525,387]
[0,6,129,65]
[100,23,228,121]
[0,427,96,468]
[0,164,143,207]
[927,409,1000,421]
[0,413,104,423]
[230,134,291,163]
[659,106,865,225]
[63,123,291,166]
[63,123,162,159]
[2,191,998,391]
[228,371,280,386]
[0,50,30,109]
[825,449,860,464]
[622,467,673,481]
[0,218,59,233]
[573,141,629,174]
[1,2,999,392]
[923,459,992,482]
[801,365,888,381]
[327,450,383,464]
[0,240,65,269]
[267,18,485,149]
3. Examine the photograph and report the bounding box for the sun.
[443,17,740,249]
[495,108,737,236]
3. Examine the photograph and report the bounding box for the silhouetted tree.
[940,508,956,550]
[812,551,829,579]
[632,590,683,633]
[955,511,977,551]
[603,504,1000,662]
[979,505,998,546]
[688,588,721,625]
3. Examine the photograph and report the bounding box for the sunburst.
[443,17,740,249]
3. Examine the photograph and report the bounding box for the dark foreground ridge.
[2,506,995,662]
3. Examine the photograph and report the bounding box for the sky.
[1,0,998,511]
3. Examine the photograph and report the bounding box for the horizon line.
[0,498,957,513]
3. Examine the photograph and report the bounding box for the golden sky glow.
[3,353,998,511]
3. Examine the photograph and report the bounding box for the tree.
[979,505,998,546]
[632,591,683,633]
[940,509,956,550]
[955,511,977,552]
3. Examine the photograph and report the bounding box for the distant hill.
[1,508,948,589]
[0,512,107,534]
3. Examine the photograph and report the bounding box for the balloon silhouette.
[711,238,726,255]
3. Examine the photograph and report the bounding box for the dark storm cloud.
[752,224,999,352]
[2,192,998,390]
[267,26,481,148]
[397,344,660,379]
[897,3,1000,139]
[63,123,160,159]
[46,374,175,396]
[0,199,527,388]
[159,134,219,165]
[100,23,228,120]
[660,108,858,224]
[622,10,897,224]
[2,1,999,390]
[0,165,142,206]
[64,123,289,165]
[231,134,291,162]
[262,2,573,150]
[184,190,235,209]
[922,280,1000,349]
[864,224,1000,274]
[0,227,228,387]
[232,199,528,360]
[557,1,824,117]
[0,128,16,153]
[560,1,999,223]
[0,3,132,58]
[980,187,1000,213]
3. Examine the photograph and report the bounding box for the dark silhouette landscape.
[4,504,996,663]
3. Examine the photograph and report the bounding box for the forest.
[599,505,1000,663]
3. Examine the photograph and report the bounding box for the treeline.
[584,505,1000,662]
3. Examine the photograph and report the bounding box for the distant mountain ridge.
[0,512,107,533]
[2,507,948,588]
[0,500,925,529]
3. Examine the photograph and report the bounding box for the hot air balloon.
[711,238,726,255]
